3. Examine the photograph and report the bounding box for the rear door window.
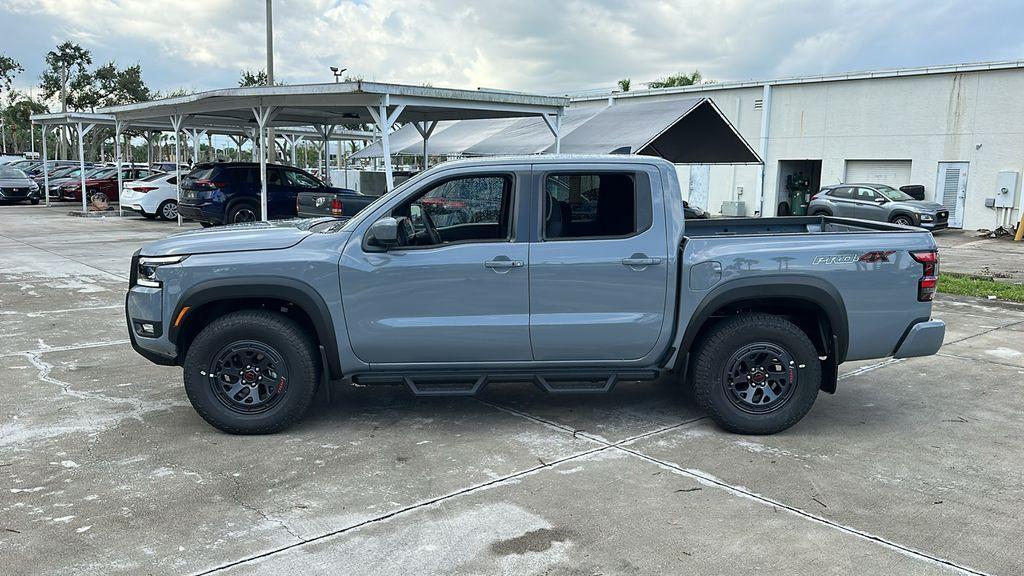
[543,173,637,239]
[829,187,853,199]
[284,170,321,188]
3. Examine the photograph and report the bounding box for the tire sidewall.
[695,316,821,434]
[183,312,318,433]
[227,200,259,224]
[157,200,178,221]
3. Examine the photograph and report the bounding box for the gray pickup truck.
[126,155,945,435]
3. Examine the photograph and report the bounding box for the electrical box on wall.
[994,171,1019,208]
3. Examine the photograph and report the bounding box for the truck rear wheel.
[183,310,320,434]
[692,313,821,435]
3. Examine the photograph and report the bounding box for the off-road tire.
[692,313,821,435]
[183,310,320,434]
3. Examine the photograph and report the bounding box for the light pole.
[330,66,347,83]
[265,0,276,163]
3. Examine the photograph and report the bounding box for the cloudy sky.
[3,0,1024,102]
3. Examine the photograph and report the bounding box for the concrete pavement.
[1,205,1022,575]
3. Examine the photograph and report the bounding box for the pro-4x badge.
[812,251,896,265]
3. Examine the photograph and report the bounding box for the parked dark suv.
[178,162,344,226]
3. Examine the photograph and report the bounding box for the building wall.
[596,65,1024,229]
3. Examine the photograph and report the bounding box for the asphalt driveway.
[1,205,1021,575]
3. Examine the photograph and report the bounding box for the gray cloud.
[2,0,1023,104]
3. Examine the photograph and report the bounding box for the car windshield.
[0,168,27,179]
[91,168,116,179]
[875,185,914,202]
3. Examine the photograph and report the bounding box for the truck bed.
[685,216,925,237]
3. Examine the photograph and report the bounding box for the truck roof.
[431,154,678,171]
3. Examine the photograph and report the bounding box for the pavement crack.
[219,471,302,542]
[614,445,991,576]
[192,443,613,575]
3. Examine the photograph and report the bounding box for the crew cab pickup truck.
[126,156,945,435]
[295,187,374,220]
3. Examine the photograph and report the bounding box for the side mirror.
[874,196,888,203]
[367,217,399,249]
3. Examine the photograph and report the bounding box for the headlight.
[30,182,39,191]
[137,255,188,288]
[920,214,934,222]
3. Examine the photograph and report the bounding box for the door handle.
[484,259,524,269]
[621,257,663,267]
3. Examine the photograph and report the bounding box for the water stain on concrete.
[490,527,574,556]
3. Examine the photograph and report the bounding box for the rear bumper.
[894,320,945,358]
[178,202,222,224]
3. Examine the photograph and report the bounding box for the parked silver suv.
[808,183,948,230]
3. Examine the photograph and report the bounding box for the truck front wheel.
[183,310,320,434]
[692,313,821,435]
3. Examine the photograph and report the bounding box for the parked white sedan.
[120,172,179,220]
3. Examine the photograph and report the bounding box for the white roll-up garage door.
[844,160,912,186]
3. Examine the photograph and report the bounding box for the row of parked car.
[0,156,371,225]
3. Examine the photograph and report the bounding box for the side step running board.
[351,370,659,397]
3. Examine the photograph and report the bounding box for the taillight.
[133,186,158,193]
[330,198,343,216]
[194,179,227,189]
[910,250,939,302]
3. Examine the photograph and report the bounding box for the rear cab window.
[543,172,648,240]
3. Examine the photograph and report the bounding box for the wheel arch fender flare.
[169,276,343,379]
[678,275,849,366]
[889,210,916,223]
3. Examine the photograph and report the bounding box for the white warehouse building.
[571,60,1024,230]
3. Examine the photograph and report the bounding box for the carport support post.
[542,113,562,154]
[41,125,50,207]
[169,114,186,226]
[414,121,438,171]
[313,124,335,185]
[366,97,406,191]
[115,119,127,217]
[76,122,95,214]
[251,106,275,222]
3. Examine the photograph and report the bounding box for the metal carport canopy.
[30,111,374,224]
[96,81,569,220]
[351,97,761,164]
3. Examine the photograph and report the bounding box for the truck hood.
[140,219,315,256]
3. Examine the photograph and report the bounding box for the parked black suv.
[178,162,344,226]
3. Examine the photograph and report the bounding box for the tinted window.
[394,175,512,246]
[544,173,636,239]
[284,170,320,188]
[828,187,853,199]
[0,168,26,179]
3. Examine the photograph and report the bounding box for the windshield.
[875,185,914,202]
[0,168,27,179]
[91,168,117,179]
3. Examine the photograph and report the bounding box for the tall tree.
[0,54,25,153]
[40,41,92,113]
[2,93,48,153]
[646,70,705,89]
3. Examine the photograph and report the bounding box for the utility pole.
[265,0,276,163]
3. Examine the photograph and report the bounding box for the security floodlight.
[331,67,348,83]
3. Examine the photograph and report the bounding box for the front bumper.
[894,320,945,358]
[125,251,178,366]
